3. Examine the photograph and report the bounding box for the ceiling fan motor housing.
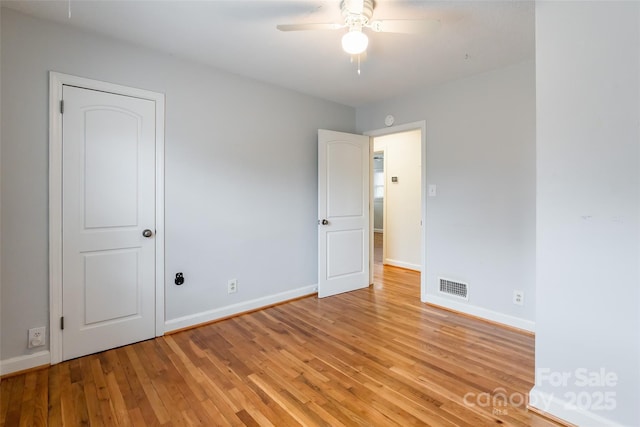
[341,0,374,30]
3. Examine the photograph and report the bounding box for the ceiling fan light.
[341,30,368,55]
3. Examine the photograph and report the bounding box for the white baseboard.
[529,386,624,427]
[424,293,535,332]
[385,258,421,272]
[165,284,317,332]
[1,350,50,376]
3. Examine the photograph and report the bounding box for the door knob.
[321,219,329,225]
[142,229,153,238]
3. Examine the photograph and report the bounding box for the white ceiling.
[2,0,535,107]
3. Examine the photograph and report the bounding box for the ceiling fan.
[277,0,440,60]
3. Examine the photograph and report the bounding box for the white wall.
[0,9,355,366]
[374,130,421,271]
[532,2,640,426]
[357,60,536,330]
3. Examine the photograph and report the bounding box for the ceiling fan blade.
[369,19,441,35]
[277,23,344,32]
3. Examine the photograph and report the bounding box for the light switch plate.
[428,184,437,197]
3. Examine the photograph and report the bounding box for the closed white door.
[318,129,370,298]
[62,85,156,360]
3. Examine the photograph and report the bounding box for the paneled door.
[62,85,156,360]
[318,129,370,298]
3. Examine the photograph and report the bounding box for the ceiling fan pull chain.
[68,0,71,19]
[357,55,361,75]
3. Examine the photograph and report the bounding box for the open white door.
[318,129,370,298]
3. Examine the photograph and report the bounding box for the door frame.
[48,72,166,365]
[364,120,427,301]
[372,149,388,264]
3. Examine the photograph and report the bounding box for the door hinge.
[60,100,64,114]
[60,316,64,330]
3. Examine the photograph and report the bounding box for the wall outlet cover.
[227,279,238,294]
[28,327,46,348]
[513,290,524,306]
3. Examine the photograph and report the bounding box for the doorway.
[366,121,426,300]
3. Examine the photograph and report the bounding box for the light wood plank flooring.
[2,257,557,426]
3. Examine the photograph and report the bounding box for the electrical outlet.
[28,327,46,348]
[513,290,524,306]
[227,279,238,294]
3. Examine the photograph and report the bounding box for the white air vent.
[439,277,468,300]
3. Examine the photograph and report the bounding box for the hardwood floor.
[1,259,558,426]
